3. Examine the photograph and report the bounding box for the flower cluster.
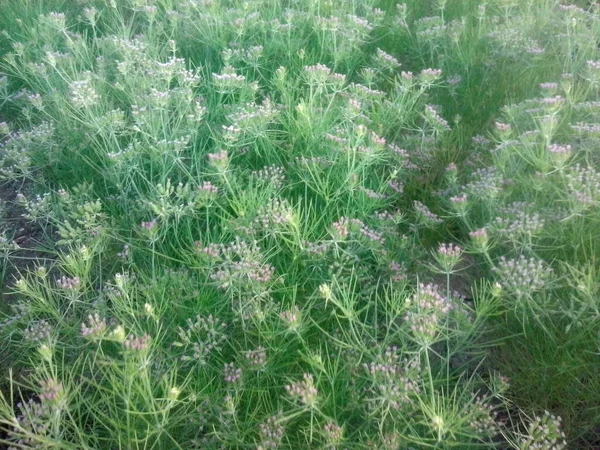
[200,239,276,292]
[80,313,107,338]
[464,167,504,200]
[449,194,468,213]
[207,150,229,171]
[24,320,52,343]
[285,373,318,407]
[547,143,572,166]
[56,276,81,291]
[329,217,385,245]
[212,66,253,93]
[244,346,267,368]
[0,2,595,448]
[434,243,463,272]
[374,48,401,71]
[174,314,228,365]
[491,204,545,240]
[224,99,278,141]
[252,165,286,189]
[388,261,407,283]
[423,104,450,131]
[279,306,302,331]
[5,399,51,448]
[363,348,421,411]
[519,411,567,450]
[122,333,151,351]
[404,284,453,340]
[565,164,600,209]
[70,77,100,108]
[224,362,242,384]
[255,197,295,230]
[198,181,219,195]
[469,228,489,251]
[323,421,344,446]
[414,201,443,225]
[467,396,498,437]
[258,415,285,450]
[39,378,64,404]
[494,256,552,298]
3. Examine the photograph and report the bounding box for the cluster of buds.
[244,346,267,369]
[207,150,229,172]
[329,217,385,245]
[492,211,544,240]
[520,411,567,450]
[493,256,552,298]
[419,68,443,85]
[449,194,468,215]
[547,143,572,168]
[374,48,401,71]
[123,333,151,352]
[174,314,227,365]
[424,104,450,132]
[414,201,443,226]
[303,63,333,85]
[200,239,276,292]
[39,378,64,404]
[494,121,512,141]
[323,421,344,447]
[467,396,499,437]
[252,165,286,189]
[565,164,600,209]
[225,99,278,139]
[285,373,318,407]
[279,306,302,332]
[255,197,295,230]
[469,228,490,252]
[212,66,250,93]
[405,284,453,341]
[388,261,407,283]
[465,167,504,201]
[224,362,242,384]
[331,217,351,239]
[198,181,219,196]
[141,218,158,231]
[24,320,52,343]
[6,399,50,446]
[70,77,99,108]
[81,313,107,338]
[258,415,285,450]
[434,243,463,272]
[363,349,421,410]
[56,276,81,291]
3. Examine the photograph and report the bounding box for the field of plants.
[0,0,598,448]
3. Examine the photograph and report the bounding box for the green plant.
[0,0,598,448]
